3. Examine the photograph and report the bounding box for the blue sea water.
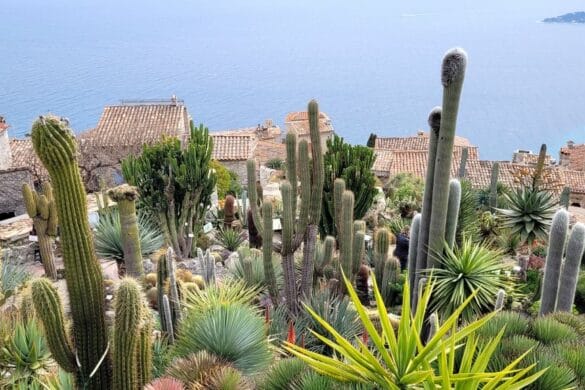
[1,0,585,160]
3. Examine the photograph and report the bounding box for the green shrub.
[210,160,231,199]
[94,208,164,261]
[384,173,424,218]
[266,158,285,170]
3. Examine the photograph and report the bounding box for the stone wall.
[0,168,33,218]
[570,192,585,208]
[221,160,248,185]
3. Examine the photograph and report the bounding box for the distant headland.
[543,11,585,24]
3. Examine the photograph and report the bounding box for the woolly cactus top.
[31,115,78,170]
[108,184,139,202]
[441,48,468,88]
[427,107,442,132]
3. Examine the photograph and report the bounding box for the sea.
[2,0,585,160]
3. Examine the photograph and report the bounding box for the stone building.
[512,149,554,166]
[559,141,585,171]
[210,134,257,184]
[284,110,334,151]
[78,97,191,190]
[0,117,12,170]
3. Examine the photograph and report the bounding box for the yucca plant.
[214,227,245,252]
[284,271,543,388]
[173,302,272,375]
[429,239,509,323]
[498,188,556,248]
[0,253,30,305]
[93,207,164,260]
[182,279,260,314]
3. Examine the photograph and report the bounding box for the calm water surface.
[1,0,585,160]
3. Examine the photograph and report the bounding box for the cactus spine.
[113,278,143,390]
[407,214,421,296]
[489,162,499,209]
[108,184,144,278]
[539,209,569,316]
[31,116,111,388]
[427,48,467,269]
[30,278,76,373]
[414,107,441,295]
[458,147,468,178]
[23,182,58,280]
[556,223,585,312]
[445,179,461,249]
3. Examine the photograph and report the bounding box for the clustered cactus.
[28,116,152,389]
[372,228,401,306]
[22,182,58,280]
[196,247,216,284]
[157,247,182,341]
[540,209,585,315]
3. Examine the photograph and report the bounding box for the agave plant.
[428,239,509,323]
[93,207,164,260]
[498,187,556,248]
[284,272,543,388]
[214,227,245,252]
[0,252,30,305]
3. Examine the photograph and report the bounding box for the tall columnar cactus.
[494,289,506,311]
[161,295,175,344]
[533,143,547,189]
[414,107,441,292]
[240,189,248,227]
[157,253,169,334]
[137,313,153,389]
[407,214,421,297]
[381,257,401,306]
[157,248,181,339]
[223,194,236,228]
[560,186,571,209]
[262,202,278,303]
[539,209,569,316]
[22,182,58,280]
[427,48,467,269]
[196,247,216,284]
[113,278,143,390]
[313,235,335,287]
[247,100,324,314]
[373,228,391,289]
[458,147,468,178]
[108,184,144,278]
[352,220,366,277]
[30,278,77,374]
[445,179,461,249]
[339,191,355,282]
[166,248,182,331]
[30,116,111,388]
[556,222,585,312]
[489,162,499,209]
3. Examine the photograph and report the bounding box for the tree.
[122,122,216,259]
[320,135,376,238]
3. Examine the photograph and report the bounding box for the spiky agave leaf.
[532,316,579,345]
[181,279,260,314]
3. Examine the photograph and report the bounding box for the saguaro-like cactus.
[427,48,467,269]
[540,209,569,316]
[556,222,585,312]
[489,162,499,209]
[113,278,143,390]
[445,179,461,249]
[108,184,144,278]
[22,182,58,280]
[31,116,111,388]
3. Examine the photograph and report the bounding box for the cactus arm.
[352,221,365,277]
[286,131,298,214]
[31,116,111,388]
[427,48,467,269]
[374,228,391,288]
[31,278,77,373]
[333,179,346,235]
[166,248,181,332]
[262,202,279,303]
[280,181,298,314]
[408,214,421,298]
[340,191,355,283]
[308,99,324,225]
[556,223,585,312]
[539,209,569,316]
[294,140,311,248]
[445,179,461,249]
[560,187,571,209]
[415,107,441,293]
[113,278,142,390]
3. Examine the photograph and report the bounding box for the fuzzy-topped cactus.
[223,194,236,228]
[30,115,111,388]
[108,184,144,278]
[22,182,58,279]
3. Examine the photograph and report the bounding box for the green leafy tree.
[384,173,424,218]
[122,122,216,259]
[209,160,230,199]
[320,135,376,238]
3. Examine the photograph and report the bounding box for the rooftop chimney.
[567,140,575,149]
[417,130,425,137]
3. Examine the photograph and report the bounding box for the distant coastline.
[543,11,585,24]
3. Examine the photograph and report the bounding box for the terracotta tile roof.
[284,111,334,136]
[372,150,393,174]
[375,133,477,158]
[254,140,286,167]
[9,138,48,180]
[80,101,190,147]
[559,169,585,194]
[373,148,471,179]
[211,134,256,161]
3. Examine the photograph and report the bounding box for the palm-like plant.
[284,272,543,389]
[429,239,509,323]
[498,187,556,248]
[93,208,164,260]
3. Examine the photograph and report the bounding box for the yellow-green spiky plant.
[22,182,58,280]
[30,115,111,388]
[108,184,144,278]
